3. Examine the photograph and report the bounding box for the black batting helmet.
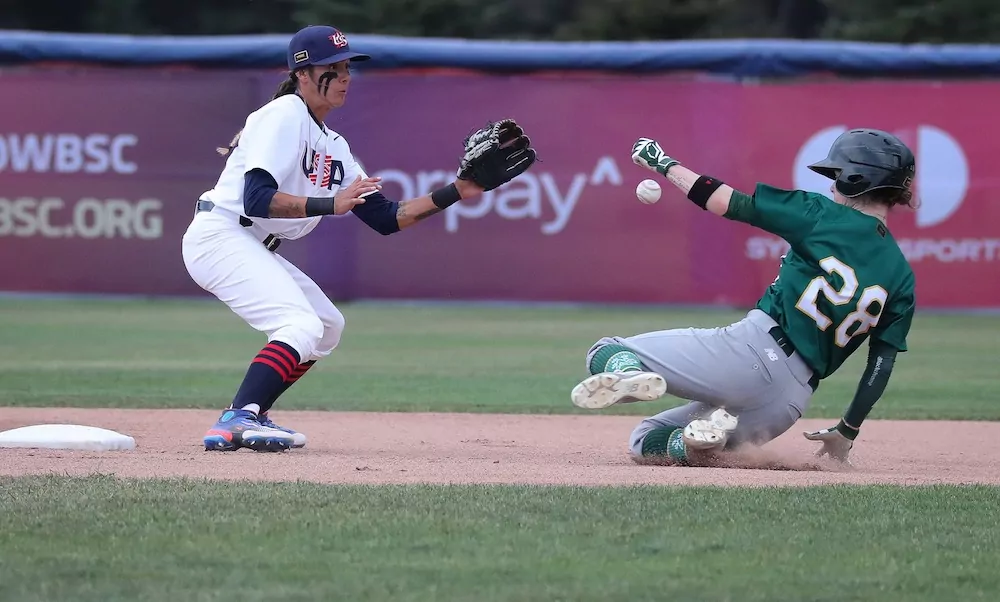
[807,128,915,204]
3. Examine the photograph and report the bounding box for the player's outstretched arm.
[630,137,822,245]
[631,138,736,216]
[394,179,484,229]
[350,118,536,235]
[346,178,484,235]
[803,339,899,464]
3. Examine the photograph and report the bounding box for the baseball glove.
[456,119,537,191]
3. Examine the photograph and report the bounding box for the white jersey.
[200,94,367,240]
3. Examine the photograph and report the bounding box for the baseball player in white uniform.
[182,24,537,452]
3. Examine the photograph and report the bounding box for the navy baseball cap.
[287,25,371,70]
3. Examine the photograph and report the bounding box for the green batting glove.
[631,138,680,175]
[802,419,858,465]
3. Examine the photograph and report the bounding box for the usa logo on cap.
[329,31,348,48]
[286,25,371,69]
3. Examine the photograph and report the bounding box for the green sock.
[640,427,689,465]
[589,344,644,375]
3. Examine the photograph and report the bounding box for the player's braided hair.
[216,71,300,157]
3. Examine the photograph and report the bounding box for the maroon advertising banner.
[0,69,325,296]
[2,69,998,308]
[327,73,1000,308]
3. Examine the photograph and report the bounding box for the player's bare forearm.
[395,195,444,229]
[267,192,308,218]
[394,179,481,230]
[266,182,374,219]
[664,164,734,216]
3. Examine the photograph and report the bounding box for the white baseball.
[636,179,661,204]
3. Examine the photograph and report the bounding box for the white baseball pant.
[181,211,345,363]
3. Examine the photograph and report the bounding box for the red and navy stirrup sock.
[230,341,301,412]
[259,360,317,415]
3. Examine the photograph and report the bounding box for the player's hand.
[334,175,382,215]
[803,420,858,465]
[631,138,680,176]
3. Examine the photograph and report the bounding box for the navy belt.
[768,325,820,392]
[195,200,280,252]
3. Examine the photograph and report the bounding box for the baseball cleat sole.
[571,371,667,410]
[258,416,307,448]
[682,409,739,451]
[202,430,293,453]
[241,435,293,453]
[203,431,240,451]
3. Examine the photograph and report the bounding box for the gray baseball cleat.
[570,371,668,410]
[682,409,739,451]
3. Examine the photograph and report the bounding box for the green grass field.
[0,297,997,419]
[2,297,999,601]
[3,476,1000,602]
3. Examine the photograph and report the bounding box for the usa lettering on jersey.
[301,147,344,190]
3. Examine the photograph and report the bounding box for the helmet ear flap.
[834,180,861,198]
[834,171,871,197]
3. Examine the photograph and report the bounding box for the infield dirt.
[2,408,997,487]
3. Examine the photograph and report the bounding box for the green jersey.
[726,183,916,380]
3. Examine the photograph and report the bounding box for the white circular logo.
[793,125,969,228]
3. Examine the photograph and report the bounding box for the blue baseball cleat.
[258,411,308,449]
[203,409,295,452]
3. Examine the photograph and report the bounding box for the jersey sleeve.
[340,140,369,183]
[726,183,827,245]
[239,104,303,187]
[870,274,916,352]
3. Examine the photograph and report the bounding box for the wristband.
[687,175,724,210]
[305,196,335,216]
[430,183,462,209]
[836,419,860,441]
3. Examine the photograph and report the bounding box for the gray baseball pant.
[585,309,817,457]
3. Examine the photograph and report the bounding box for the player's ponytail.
[271,70,300,100]
[216,71,300,157]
